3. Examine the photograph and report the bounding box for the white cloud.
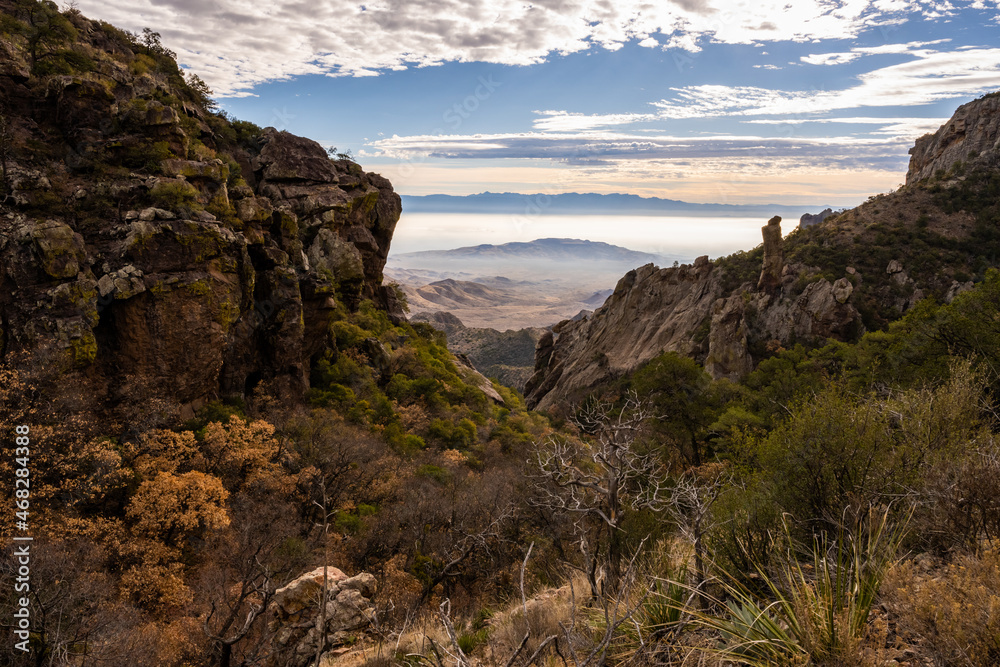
[77,0,938,96]
[499,42,987,140]
[367,129,911,169]
[800,38,950,65]
[743,116,949,138]
[531,110,658,131]
[802,52,863,65]
[651,47,1000,118]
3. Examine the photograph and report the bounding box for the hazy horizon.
[388,212,773,260]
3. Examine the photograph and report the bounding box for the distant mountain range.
[391,238,664,264]
[401,192,850,218]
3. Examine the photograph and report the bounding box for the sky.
[77,0,1000,206]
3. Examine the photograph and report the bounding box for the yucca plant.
[606,558,691,665]
[663,506,908,666]
[642,577,687,632]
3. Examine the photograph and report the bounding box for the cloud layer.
[77,0,957,95]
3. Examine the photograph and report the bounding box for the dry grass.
[486,572,590,664]
[884,548,1000,666]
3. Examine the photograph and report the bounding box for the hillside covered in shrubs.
[5,2,1000,666]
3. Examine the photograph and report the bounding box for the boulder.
[832,277,854,304]
[945,280,974,303]
[26,219,87,280]
[268,567,376,667]
[254,129,340,184]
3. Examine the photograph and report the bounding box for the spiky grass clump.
[671,507,907,666]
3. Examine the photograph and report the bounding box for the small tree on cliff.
[140,26,176,59]
[532,392,668,598]
[630,352,726,466]
[17,0,77,70]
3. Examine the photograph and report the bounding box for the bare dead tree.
[436,599,471,667]
[532,391,669,597]
[202,544,277,667]
[412,503,515,610]
[664,466,731,604]
[200,496,299,667]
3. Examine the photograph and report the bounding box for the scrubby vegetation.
[12,272,1000,666]
[5,1,1000,665]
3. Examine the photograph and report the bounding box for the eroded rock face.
[525,257,722,412]
[524,229,865,413]
[907,93,1000,184]
[799,208,837,229]
[0,124,401,414]
[705,294,751,381]
[268,567,377,667]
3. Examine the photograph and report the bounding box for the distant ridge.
[401,192,850,218]
[391,238,663,264]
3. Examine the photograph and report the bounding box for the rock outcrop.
[799,208,836,229]
[525,257,722,412]
[268,567,377,667]
[0,27,402,415]
[907,93,1000,184]
[757,216,784,292]
[524,93,1000,412]
[524,233,865,412]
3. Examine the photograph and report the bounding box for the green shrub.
[32,49,95,76]
[427,418,476,449]
[149,180,201,212]
[416,464,451,485]
[0,14,28,36]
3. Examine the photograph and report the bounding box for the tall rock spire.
[757,215,783,293]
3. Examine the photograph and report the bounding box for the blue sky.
[79,0,1000,206]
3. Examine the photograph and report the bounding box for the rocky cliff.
[0,8,402,415]
[524,224,863,412]
[526,92,1000,412]
[907,92,1000,184]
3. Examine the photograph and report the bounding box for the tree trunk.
[694,520,706,610]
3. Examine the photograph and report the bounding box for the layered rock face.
[907,93,1000,184]
[0,28,401,414]
[525,221,863,412]
[525,257,722,412]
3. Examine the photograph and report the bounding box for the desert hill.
[386,238,656,329]
[393,237,664,263]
